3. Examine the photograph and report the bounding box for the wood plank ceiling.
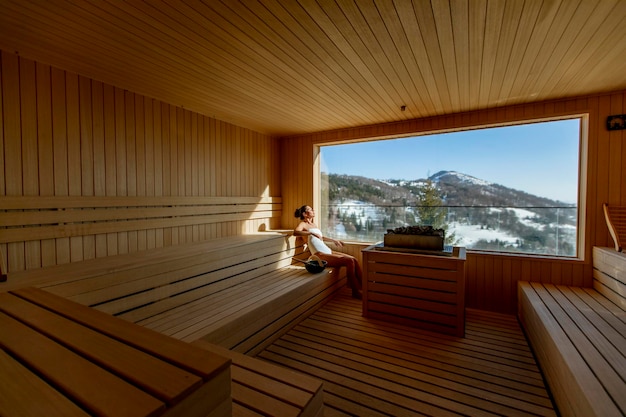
[1,0,626,136]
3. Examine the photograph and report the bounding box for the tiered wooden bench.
[518,247,626,417]
[2,232,345,354]
[1,231,345,417]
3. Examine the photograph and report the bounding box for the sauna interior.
[0,1,625,417]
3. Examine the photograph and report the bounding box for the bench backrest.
[0,195,282,274]
[603,203,626,252]
[592,246,626,310]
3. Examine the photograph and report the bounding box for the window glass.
[319,118,582,257]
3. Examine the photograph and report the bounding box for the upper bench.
[1,232,346,354]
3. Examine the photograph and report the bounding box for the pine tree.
[416,180,457,244]
[416,180,445,227]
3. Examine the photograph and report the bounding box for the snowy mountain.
[328,170,568,208]
[323,171,577,256]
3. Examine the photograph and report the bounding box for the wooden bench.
[0,287,232,417]
[518,247,626,417]
[1,232,345,355]
[1,232,341,417]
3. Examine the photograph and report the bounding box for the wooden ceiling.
[1,0,626,136]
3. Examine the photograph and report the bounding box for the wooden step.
[193,340,324,417]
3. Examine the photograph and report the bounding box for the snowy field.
[447,222,519,247]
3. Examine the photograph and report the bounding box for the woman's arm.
[294,222,323,240]
[322,236,344,247]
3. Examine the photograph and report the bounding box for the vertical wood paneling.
[0,54,5,273]
[36,63,53,196]
[0,51,280,273]
[20,59,38,196]
[51,68,70,265]
[20,59,40,270]
[115,87,127,197]
[92,81,105,197]
[282,89,626,314]
[5,55,24,271]
[36,63,55,267]
[66,74,81,197]
[79,76,93,196]
[135,95,146,197]
[125,91,136,197]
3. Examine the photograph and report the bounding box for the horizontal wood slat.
[2,233,347,356]
[362,245,466,337]
[0,288,232,417]
[0,348,90,417]
[0,196,279,209]
[194,341,324,417]
[0,292,203,405]
[592,247,626,309]
[0,311,166,417]
[0,196,281,243]
[518,281,626,417]
[10,286,232,380]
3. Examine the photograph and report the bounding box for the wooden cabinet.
[362,244,466,337]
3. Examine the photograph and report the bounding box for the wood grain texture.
[0,288,232,417]
[2,0,625,136]
[362,246,466,337]
[260,288,556,417]
[518,281,625,417]
[2,233,346,356]
[1,56,625,313]
[0,52,280,273]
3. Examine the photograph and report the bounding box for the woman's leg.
[317,252,362,298]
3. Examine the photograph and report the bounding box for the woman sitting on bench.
[294,205,363,299]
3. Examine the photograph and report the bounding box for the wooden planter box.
[383,234,444,251]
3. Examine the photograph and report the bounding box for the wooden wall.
[2,47,624,314]
[280,90,626,314]
[0,51,281,274]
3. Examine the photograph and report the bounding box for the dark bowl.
[304,260,327,273]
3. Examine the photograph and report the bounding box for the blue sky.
[320,119,581,203]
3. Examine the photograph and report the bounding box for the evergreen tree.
[416,180,457,245]
[416,179,446,227]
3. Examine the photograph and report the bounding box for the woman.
[294,205,363,299]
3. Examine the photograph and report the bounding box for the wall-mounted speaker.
[607,114,626,131]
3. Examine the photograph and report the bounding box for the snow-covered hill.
[323,171,577,256]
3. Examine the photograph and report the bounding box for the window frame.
[314,114,589,260]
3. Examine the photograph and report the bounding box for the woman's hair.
[294,205,309,220]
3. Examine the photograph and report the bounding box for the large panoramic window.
[319,117,585,257]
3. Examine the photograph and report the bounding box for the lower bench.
[518,247,626,417]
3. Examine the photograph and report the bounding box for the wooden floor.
[256,288,557,417]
